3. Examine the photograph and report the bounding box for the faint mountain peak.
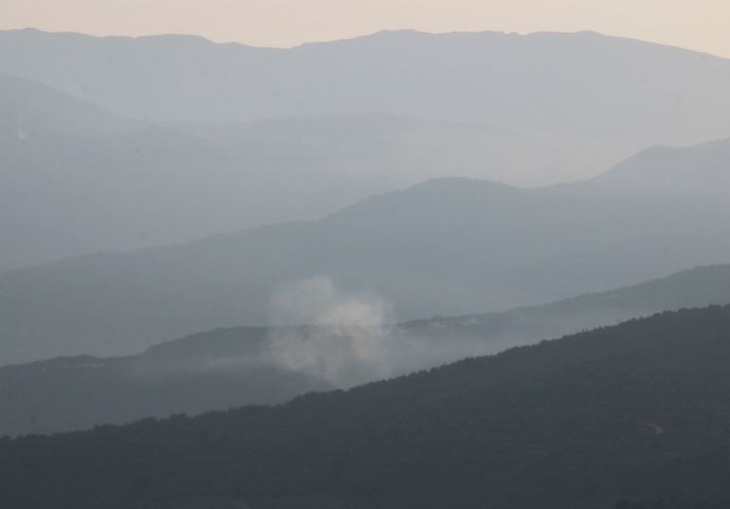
[133,33,217,44]
[299,29,450,46]
[327,176,521,213]
[406,176,520,193]
[0,70,134,136]
[594,136,730,186]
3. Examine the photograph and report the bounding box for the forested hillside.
[2,306,730,508]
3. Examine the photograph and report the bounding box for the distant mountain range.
[2,136,729,363]
[0,70,581,270]
[2,264,730,437]
[3,304,730,508]
[4,28,730,270]
[2,28,730,169]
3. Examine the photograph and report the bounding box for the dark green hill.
[3,305,730,508]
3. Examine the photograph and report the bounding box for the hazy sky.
[1,0,729,57]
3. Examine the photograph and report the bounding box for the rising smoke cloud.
[265,277,395,388]
[264,277,510,389]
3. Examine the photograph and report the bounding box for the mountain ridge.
[3,26,729,169]
[11,27,730,60]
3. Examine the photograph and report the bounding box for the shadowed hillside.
[3,306,730,508]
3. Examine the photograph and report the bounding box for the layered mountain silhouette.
[3,305,730,508]
[4,28,730,270]
[3,24,729,509]
[2,28,730,170]
[2,264,730,437]
[0,71,581,270]
[1,137,729,363]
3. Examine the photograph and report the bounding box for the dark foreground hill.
[3,264,730,437]
[3,305,730,509]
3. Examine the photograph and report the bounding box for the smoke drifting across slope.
[264,277,499,387]
[266,277,393,387]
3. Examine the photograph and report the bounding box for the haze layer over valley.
[2,136,729,363]
[0,71,579,270]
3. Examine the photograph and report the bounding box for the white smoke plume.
[266,277,394,388]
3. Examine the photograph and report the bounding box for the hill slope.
[0,326,332,437]
[2,138,729,362]
[3,305,730,508]
[2,264,730,437]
